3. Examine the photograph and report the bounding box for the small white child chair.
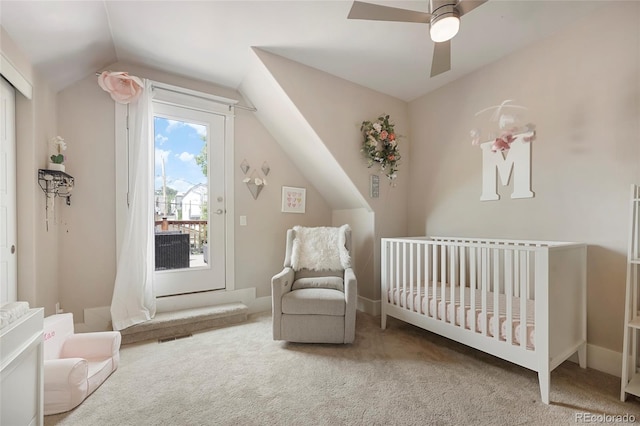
[43,313,121,415]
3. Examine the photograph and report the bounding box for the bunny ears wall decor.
[241,159,270,200]
[97,71,144,104]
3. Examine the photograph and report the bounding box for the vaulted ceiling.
[1,1,605,101]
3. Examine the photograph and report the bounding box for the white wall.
[1,26,59,315]
[333,208,376,311]
[407,2,640,353]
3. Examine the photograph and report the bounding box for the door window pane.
[153,116,208,271]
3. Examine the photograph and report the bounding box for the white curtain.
[110,79,156,331]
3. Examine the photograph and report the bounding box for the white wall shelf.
[621,184,640,401]
[37,169,74,206]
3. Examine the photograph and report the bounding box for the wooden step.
[120,302,248,345]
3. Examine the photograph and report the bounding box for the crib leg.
[538,370,550,404]
[381,313,387,330]
[577,343,587,369]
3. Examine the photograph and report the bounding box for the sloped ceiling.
[241,48,371,211]
[0,1,606,101]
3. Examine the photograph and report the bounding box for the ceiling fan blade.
[430,40,451,77]
[347,1,431,23]
[456,0,488,17]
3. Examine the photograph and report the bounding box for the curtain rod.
[95,72,257,112]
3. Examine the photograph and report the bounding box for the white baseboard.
[76,306,112,332]
[568,343,621,377]
[357,295,380,316]
[155,288,256,313]
[249,296,272,314]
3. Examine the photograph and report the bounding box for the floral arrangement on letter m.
[360,114,401,180]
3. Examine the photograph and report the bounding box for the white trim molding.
[358,295,381,317]
[0,53,32,99]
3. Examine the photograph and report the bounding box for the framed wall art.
[281,186,306,213]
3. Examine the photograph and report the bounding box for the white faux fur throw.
[291,225,351,271]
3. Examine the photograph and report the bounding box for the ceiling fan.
[347,0,487,77]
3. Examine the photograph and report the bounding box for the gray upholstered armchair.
[271,225,357,344]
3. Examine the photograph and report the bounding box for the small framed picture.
[281,186,306,213]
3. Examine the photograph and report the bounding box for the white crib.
[381,236,587,404]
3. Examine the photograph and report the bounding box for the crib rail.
[381,237,547,351]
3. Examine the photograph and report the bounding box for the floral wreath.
[360,114,401,180]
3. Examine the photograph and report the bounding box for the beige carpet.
[45,311,640,426]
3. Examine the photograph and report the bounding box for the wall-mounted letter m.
[480,132,534,201]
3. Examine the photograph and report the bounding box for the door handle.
[10,245,16,254]
[214,209,225,215]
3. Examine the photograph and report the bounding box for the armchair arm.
[44,358,88,389]
[60,331,121,361]
[343,267,357,344]
[271,267,294,299]
[271,267,294,340]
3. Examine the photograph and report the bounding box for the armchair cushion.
[292,276,344,291]
[282,288,346,316]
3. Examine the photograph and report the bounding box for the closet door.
[0,77,17,303]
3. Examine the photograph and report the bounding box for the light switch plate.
[370,175,379,198]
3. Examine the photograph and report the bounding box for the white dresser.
[1,306,44,426]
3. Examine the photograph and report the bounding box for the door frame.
[115,81,236,295]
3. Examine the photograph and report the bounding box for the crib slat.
[394,241,400,305]
[450,245,456,324]
[402,242,407,308]
[388,242,393,304]
[481,247,488,336]
[520,251,529,349]
[382,240,388,302]
[425,243,431,317]
[460,246,466,330]
[392,241,397,304]
[493,248,500,342]
[436,244,439,318]
[441,244,446,321]
[406,243,414,311]
[416,243,422,314]
[470,247,477,332]
[512,251,523,347]
[514,250,520,298]
[395,242,400,305]
[505,249,513,346]
[386,241,390,302]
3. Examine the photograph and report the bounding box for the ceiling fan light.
[430,13,460,42]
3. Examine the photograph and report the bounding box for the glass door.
[152,102,226,296]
